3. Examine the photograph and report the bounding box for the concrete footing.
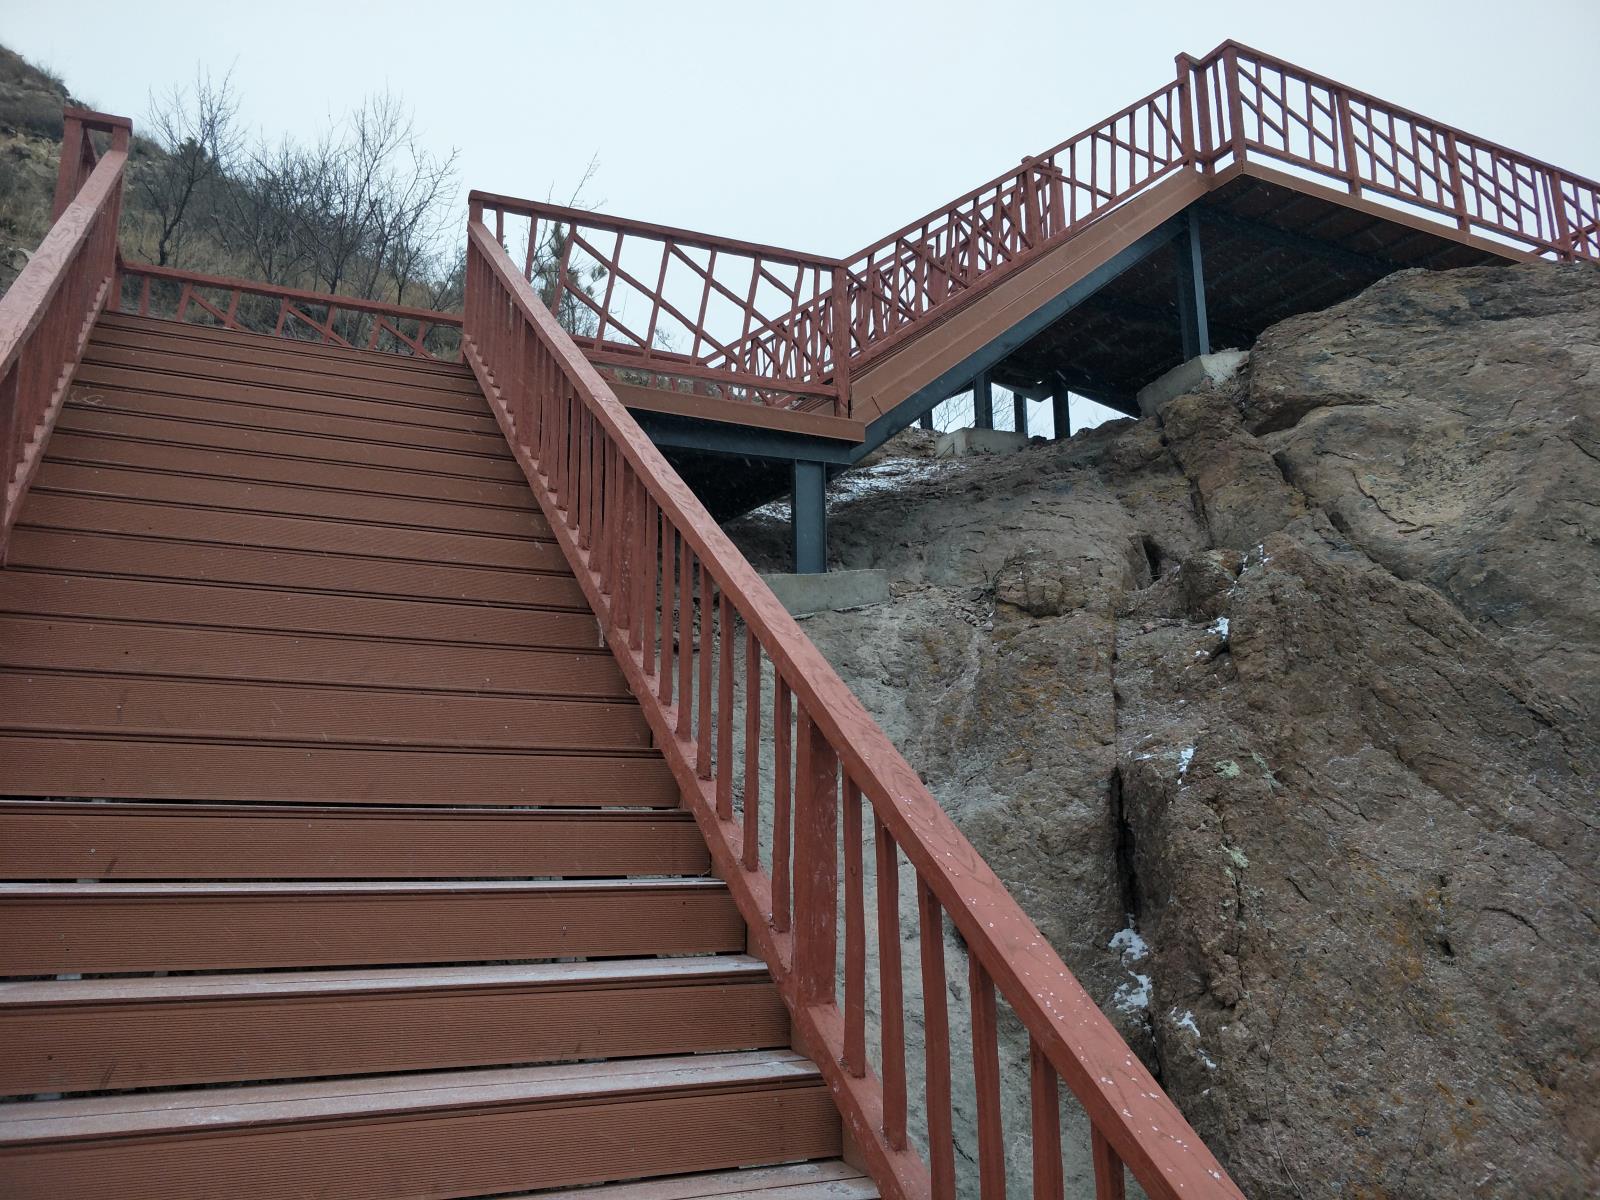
[763,569,889,616]
[934,428,1029,459]
[1136,350,1249,418]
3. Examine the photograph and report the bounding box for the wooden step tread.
[521,1161,877,1200]
[0,953,767,1005]
[0,879,739,974]
[0,957,783,1095]
[70,369,501,434]
[81,339,484,397]
[0,617,629,698]
[32,461,547,537]
[5,529,579,605]
[94,312,472,378]
[19,493,559,567]
[0,671,649,752]
[0,1050,819,1140]
[0,572,602,649]
[0,800,707,880]
[0,1053,838,1200]
[68,381,509,450]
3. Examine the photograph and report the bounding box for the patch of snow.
[1177,746,1195,777]
[831,455,962,504]
[1170,1008,1218,1070]
[1113,972,1153,1013]
[1108,923,1149,962]
[1209,615,1230,639]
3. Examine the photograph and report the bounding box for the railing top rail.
[470,189,844,270]
[468,218,1245,1199]
[843,76,1186,269]
[1191,39,1600,191]
[61,107,133,132]
[118,261,465,327]
[0,146,128,375]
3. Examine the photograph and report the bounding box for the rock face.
[727,263,1599,1199]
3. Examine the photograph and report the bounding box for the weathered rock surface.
[726,262,1599,1199]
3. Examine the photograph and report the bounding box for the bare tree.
[139,68,241,266]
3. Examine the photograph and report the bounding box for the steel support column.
[1013,393,1028,437]
[792,460,828,575]
[919,411,935,430]
[1176,208,1210,360]
[973,370,994,429]
[1050,376,1071,440]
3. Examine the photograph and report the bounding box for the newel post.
[1222,45,1248,167]
[50,112,89,221]
[830,264,852,417]
[1174,55,1196,169]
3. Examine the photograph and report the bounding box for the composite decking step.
[0,1051,840,1200]
[0,801,708,880]
[0,879,743,974]
[93,311,474,378]
[515,1160,879,1200]
[0,956,784,1095]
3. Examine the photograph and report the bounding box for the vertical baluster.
[920,882,956,1200]
[1091,1129,1126,1200]
[640,496,657,669]
[676,543,694,740]
[772,680,792,934]
[659,527,675,707]
[1029,1040,1064,1200]
[794,709,838,1005]
[742,627,761,870]
[697,563,714,779]
[875,818,907,1149]
[970,957,1005,1200]
[716,591,735,819]
[842,776,866,1075]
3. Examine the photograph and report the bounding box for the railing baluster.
[742,627,761,870]
[676,541,693,740]
[1029,1039,1064,1200]
[640,495,657,668]
[970,957,1005,1200]
[919,881,956,1200]
[716,591,734,819]
[772,679,792,935]
[1091,1128,1127,1200]
[793,708,837,1005]
[875,817,907,1149]
[659,526,675,707]
[696,563,714,779]
[842,775,866,1076]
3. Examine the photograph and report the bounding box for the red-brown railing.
[464,205,1246,1200]
[0,109,129,558]
[1185,42,1600,262]
[115,262,463,361]
[472,192,846,412]
[485,41,1597,420]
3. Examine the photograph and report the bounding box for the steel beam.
[1176,208,1210,360]
[792,460,828,575]
[1050,376,1071,440]
[972,370,994,429]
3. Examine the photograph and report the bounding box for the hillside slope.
[731,261,1599,1199]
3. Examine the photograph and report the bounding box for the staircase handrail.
[0,109,130,558]
[464,207,1247,1200]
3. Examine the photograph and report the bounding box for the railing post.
[1174,55,1195,170]
[1222,45,1247,167]
[50,113,88,221]
[1336,89,1362,196]
[1547,168,1575,261]
[1189,55,1216,174]
[830,264,851,417]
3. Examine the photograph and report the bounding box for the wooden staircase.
[0,313,864,1199]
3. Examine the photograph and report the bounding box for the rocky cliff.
[729,262,1599,1199]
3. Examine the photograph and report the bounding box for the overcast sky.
[5,0,1597,260]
